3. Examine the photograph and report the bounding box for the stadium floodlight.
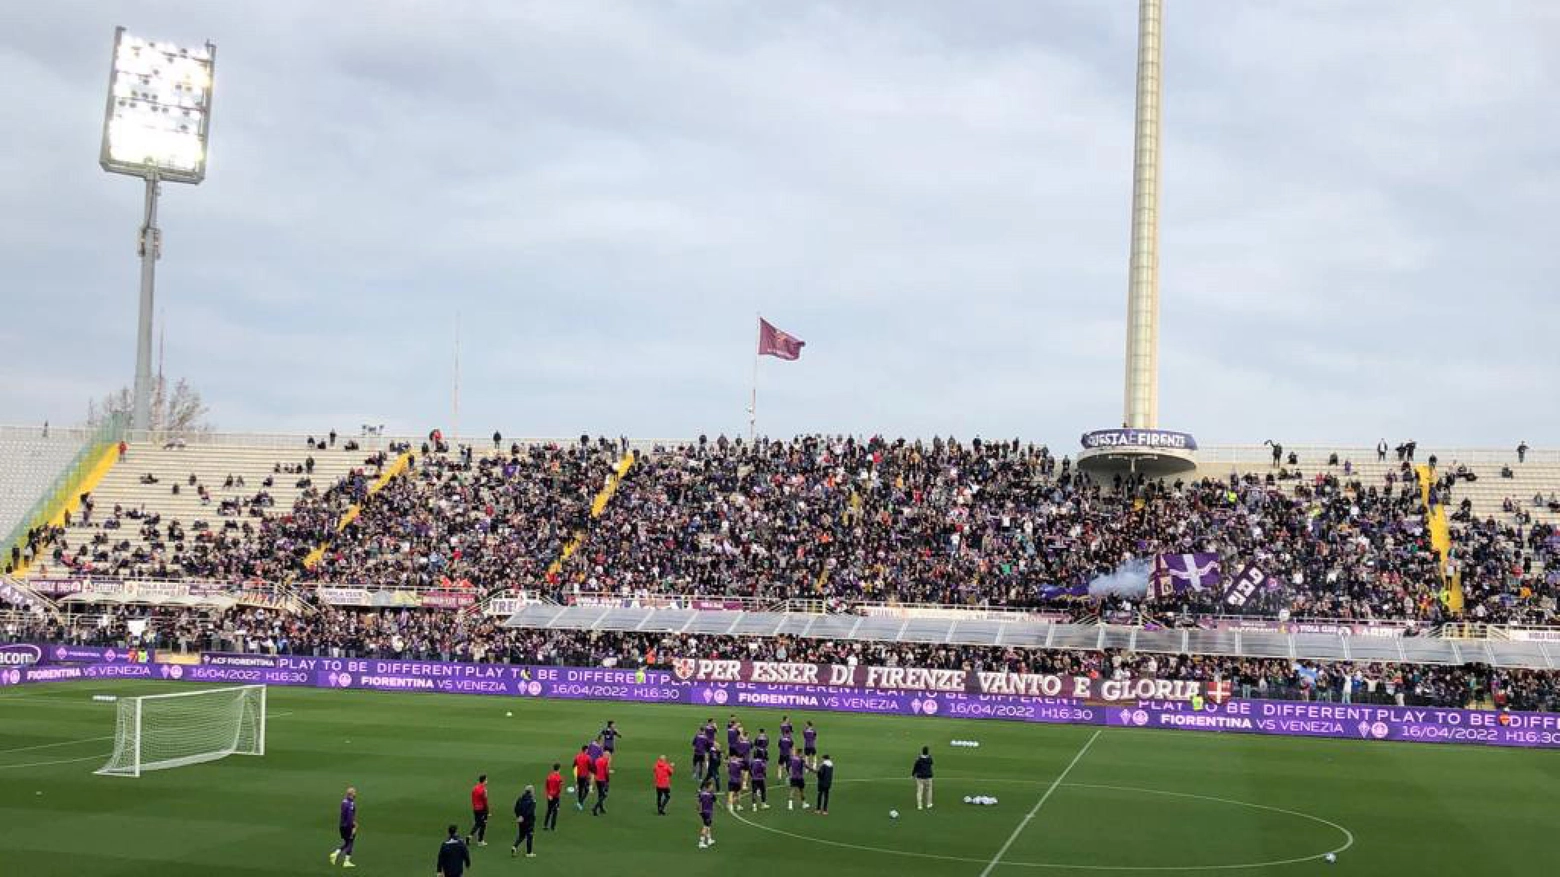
[99,26,217,433]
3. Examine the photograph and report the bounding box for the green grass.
[2,682,1557,876]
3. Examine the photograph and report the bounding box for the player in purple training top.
[726,717,740,751]
[753,728,769,755]
[803,721,819,768]
[600,720,622,754]
[748,752,770,810]
[697,780,717,850]
[703,718,718,745]
[725,752,746,812]
[587,736,605,762]
[786,753,809,810]
[777,730,794,766]
[692,728,712,776]
[779,715,793,738]
[328,786,358,868]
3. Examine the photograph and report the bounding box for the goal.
[96,685,266,778]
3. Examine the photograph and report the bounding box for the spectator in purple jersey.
[749,754,770,810]
[787,754,809,810]
[692,731,711,775]
[803,722,818,767]
[697,781,717,850]
[329,786,357,868]
[725,754,746,812]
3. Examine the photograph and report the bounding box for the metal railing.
[1195,444,1554,466]
[3,425,1551,465]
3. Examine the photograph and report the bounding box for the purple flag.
[1222,562,1279,609]
[1148,553,1221,600]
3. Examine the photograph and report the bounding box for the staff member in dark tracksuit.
[511,785,536,858]
[814,754,835,814]
[913,746,935,810]
[436,825,470,877]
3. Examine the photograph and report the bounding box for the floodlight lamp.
[100,26,216,184]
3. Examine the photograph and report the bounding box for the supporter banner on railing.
[28,577,89,596]
[485,596,531,617]
[665,658,1213,701]
[1202,619,1415,638]
[854,604,1071,623]
[1505,628,1560,643]
[314,586,475,610]
[4,651,1559,749]
[28,578,235,604]
[0,579,50,613]
[564,594,754,610]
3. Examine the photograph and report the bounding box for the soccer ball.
[505,711,513,717]
[889,809,900,819]
[1324,853,1336,864]
[963,796,973,804]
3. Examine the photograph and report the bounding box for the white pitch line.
[0,753,107,771]
[978,729,1101,877]
[0,736,114,755]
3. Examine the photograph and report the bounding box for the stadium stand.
[0,428,90,541]
[24,437,381,581]
[7,432,1558,627]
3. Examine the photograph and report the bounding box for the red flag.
[758,318,805,360]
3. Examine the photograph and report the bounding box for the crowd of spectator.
[307,439,620,590]
[561,436,1468,622]
[8,434,1557,627]
[4,604,1556,713]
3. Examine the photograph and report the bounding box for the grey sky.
[1,1,1554,446]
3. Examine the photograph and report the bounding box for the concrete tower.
[1078,0,1195,476]
[1123,0,1162,430]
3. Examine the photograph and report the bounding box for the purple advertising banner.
[4,649,1559,750]
[4,642,155,665]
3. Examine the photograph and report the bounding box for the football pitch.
[2,682,1556,876]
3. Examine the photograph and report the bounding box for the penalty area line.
[0,753,107,771]
[978,729,1101,877]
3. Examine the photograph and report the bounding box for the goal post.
[96,685,267,778]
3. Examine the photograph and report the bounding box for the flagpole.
[749,315,760,443]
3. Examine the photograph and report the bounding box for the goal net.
[96,685,266,778]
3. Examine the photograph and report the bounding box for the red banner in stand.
[758,318,805,360]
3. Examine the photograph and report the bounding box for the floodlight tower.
[1123,0,1161,431]
[1078,0,1195,477]
[99,27,216,433]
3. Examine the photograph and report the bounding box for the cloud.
[0,1,1553,449]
